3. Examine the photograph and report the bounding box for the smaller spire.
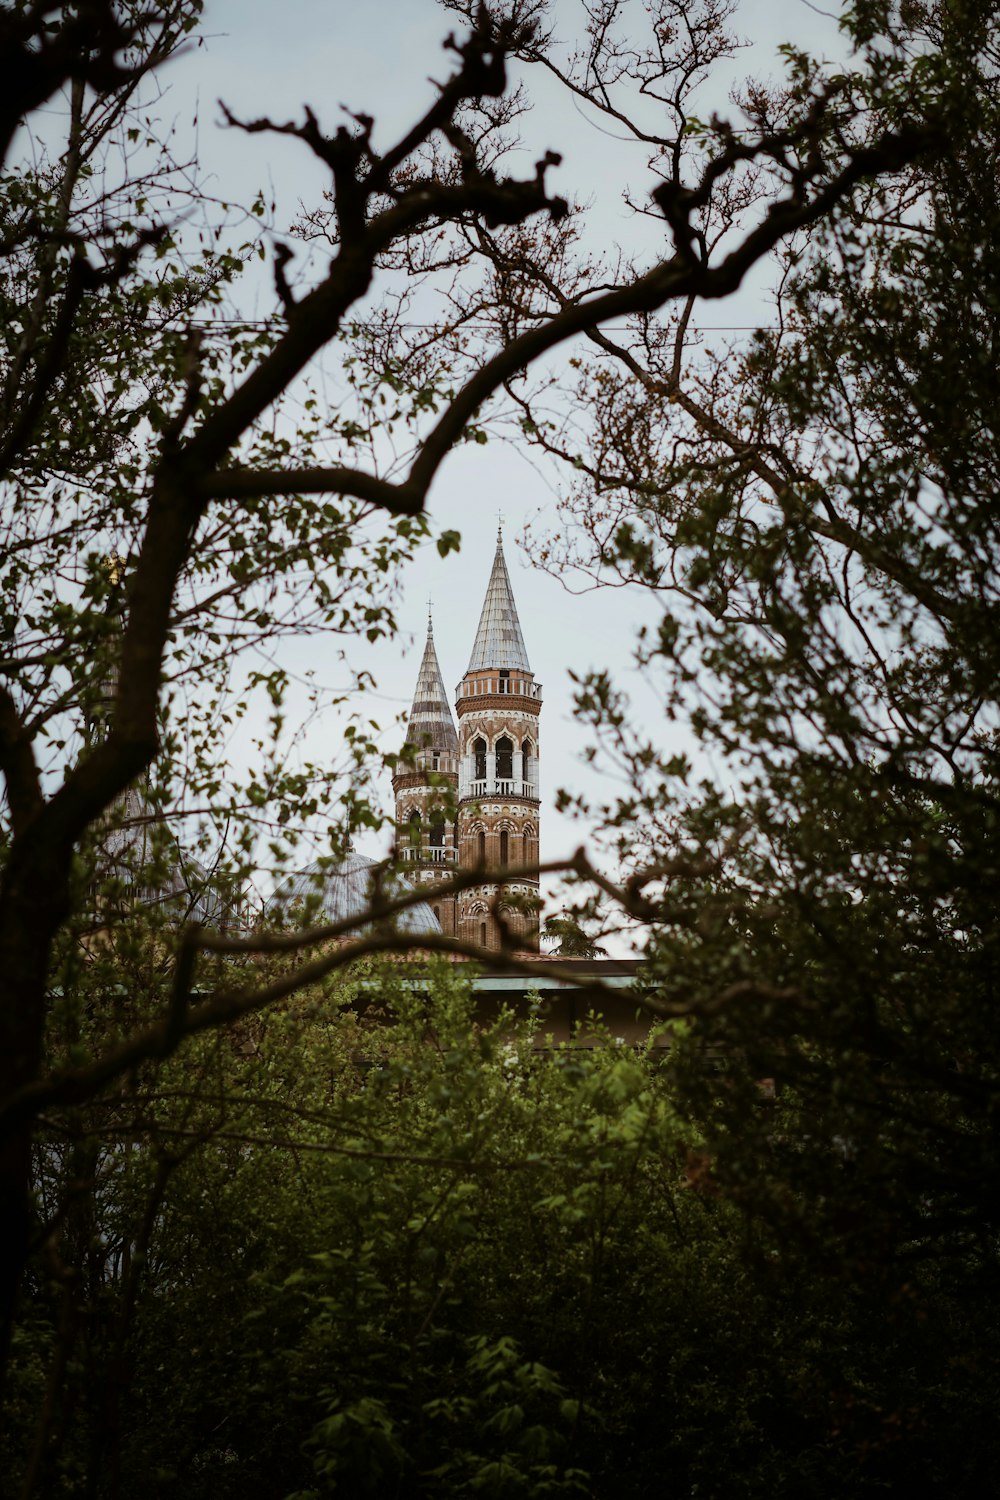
[404,615,458,754]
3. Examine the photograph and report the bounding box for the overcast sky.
[155,0,842,919]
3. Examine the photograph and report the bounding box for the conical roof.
[404,614,458,753]
[467,531,530,672]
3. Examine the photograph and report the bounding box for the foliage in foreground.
[483,0,1000,1430]
[3,0,1000,1492]
[6,963,999,1498]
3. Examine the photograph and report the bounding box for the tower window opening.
[500,829,509,865]
[473,737,487,780]
[499,669,510,694]
[408,809,421,849]
[480,921,487,946]
[434,905,440,923]
[430,820,444,848]
[521,739,532,780]
[477,830,486,864]
[496,736,514,779]
[432,751,440,770]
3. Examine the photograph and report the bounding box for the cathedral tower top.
[454,532,540,952]
[392,536,541,952]
[466,528,531,673]
[402,610,458,764]
[392,610,461,933]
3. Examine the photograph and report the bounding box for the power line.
[130,315,784,338]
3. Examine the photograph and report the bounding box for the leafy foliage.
[7,964,999,1497]
[475,0,1000,1446]
[4,1,997,1491]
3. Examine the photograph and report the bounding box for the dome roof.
[266,851,441,937]
[96,810,240,927]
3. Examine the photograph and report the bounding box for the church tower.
[392,611,460,935]
[455,530,541,951]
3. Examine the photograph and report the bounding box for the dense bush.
[8,962,998,1497]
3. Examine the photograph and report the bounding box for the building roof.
[266,851,442,937]
[466,530,531,673]
[96,805,241,927]
[404,614,458,753]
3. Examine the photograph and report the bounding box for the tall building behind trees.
[393,533,541,951]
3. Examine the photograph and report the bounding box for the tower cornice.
[456,692,541,720]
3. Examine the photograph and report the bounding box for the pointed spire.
[467,531,530,672]
[404,614,458,752]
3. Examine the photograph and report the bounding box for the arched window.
[408,808,421,848]
[473,737,487,780]
[496,736,513,779]
[480,921,487,946]
[477,830,486,864]
[521,739,532,780]
[500,829,509,865]
[429,819,444,847]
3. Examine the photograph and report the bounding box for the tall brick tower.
[455,530,541,950]
[392,610,460,935]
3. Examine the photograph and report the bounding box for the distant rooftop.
[267,852,441,937]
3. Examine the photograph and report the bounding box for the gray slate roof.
[267,851,441,936]
[404,617,458,752]
[97,821,238,926]
[466,532,531,672]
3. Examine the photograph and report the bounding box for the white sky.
[155,0,842,926]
